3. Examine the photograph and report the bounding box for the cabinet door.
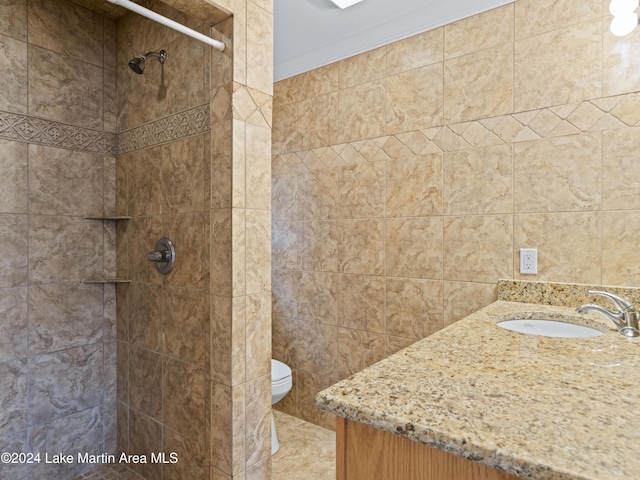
[337,418,520,480]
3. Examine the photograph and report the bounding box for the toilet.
[271,359,292,455]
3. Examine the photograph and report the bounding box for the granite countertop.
[316,300,640,480]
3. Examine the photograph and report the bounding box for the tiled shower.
[0,0,274,479]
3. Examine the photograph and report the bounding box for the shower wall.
[0,0,118,479]
[116,0,273,479]
[271,0,640,429]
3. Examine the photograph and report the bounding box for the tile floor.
[72,411,336,480]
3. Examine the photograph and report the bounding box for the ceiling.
[274,0,514,81]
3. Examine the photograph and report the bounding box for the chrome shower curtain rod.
[106,0,225,52]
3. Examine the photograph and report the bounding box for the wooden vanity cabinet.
[336,418,521,480]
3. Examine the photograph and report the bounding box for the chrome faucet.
[576,290,640,338]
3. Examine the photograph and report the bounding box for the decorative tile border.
[0,110,116,155]
[116,104,210,155]
[272,92,640,174]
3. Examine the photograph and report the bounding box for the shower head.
[128,50,167,74]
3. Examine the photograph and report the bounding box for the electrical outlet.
[520,248,538,275]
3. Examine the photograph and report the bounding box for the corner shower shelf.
[83,216,132,220]
[82,278,132,284]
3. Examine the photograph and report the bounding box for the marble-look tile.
[211,209,233,296]
[128,281,162,352]
[443,215,513,283]
[271,102,298,155]
[0,0,26,41]
[128,408,162,479]
[386,153,443,217]
[298,271,339,325]
[281,63,339,104]
[103,283,116,342]
[28,144,104,216]
[0,287,27,362]
[273,316,337,378]
[297,168,338,220]
[339,219,384,275]
[385,336,416,357]
[443,281,498,327]
[162,134,206,214]
[212,382,245,475]
[0,215,27,286]
[297,93,338,151]
[299,221,340,272]
[0,430,29,480]
[514,212,601,284]
[386,217,443,279]
[246,455,271,480]
[128,345,162,420]
[0,140,27,214]
[246,209,271,294]
[104,156,117,217]
[339,160,385,218]
[245,374,271,468]
[246,124,272,209]
[30,406,103,479]
[29,344,103,424]
[246,292,271,381]
[246,1,273,94]
[386,278,443,339]
[272,219,298,270]
[295,372,337,431]
[0,358,27,435]
[336,328,385,380]
[163,358,207,446]
[164,212,209,289]
[386,63,443,134]
[128,215,162,285]
[116,401,128,454]
[116,341,128,404]
[29,44,103,129]
[337,80,386,144]
[444,5,513,59]
[444,144,513,215]
[271,411,335,480]
[164,427,210,480]
[104,17,116,71]
[164,286,209,366]
[386,28,443,75]
[337,274,385,334]
[515,0,601,39]
[271,269,298,319]
[0,33,27,114]
[603,127,640,210]
[28,0,103,66]
[232,209,247,297]
[102,401,117,454]
[444,43,513,124]
[602,211,640,287]
[29,283,103,355]
[514,20,601,111]
[337,46,385,89]
[603,25,640,96]
[126,146,162,216]
[514,133,601,213]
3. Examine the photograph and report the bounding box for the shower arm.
[106,0,225,52]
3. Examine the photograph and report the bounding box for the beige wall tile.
[128,281,162,352]
[603,24,640,97]
[336,328,385,380]
[246,1,273,95]
[444,215,513,283]
[0,0,26,41]
[337,274,385,334]
[339,161,385,218]
[339,46,386,90]
[385,336,416,357]
[164,427,210,480]
[299,221,340,272]
[443,281,497,327]
[296,371,336,430]
[514,133,602,212]
[602,211,640,287]
[515,0,602,39]
[444,4,514,59]
[272,102,298,155]
[246,209,271,294]
[297,93,338,150]
[0,287,28,362]
[515,20,602,111]
[245,293,271,381]
[386,217,443,279]
[128,346,162,420]
[444,144,513,215]
[297,168,339,220]
[386,63,444,133]
[386,153,443,217]
[162,134,206,214]
[245,374,271,468]
[272,219,298,270]
[387,28,443,75]
[514,212,601,283]
[603,127,640,210]
[386,278,443,339]
[444,43,513,124]
[340,219,385,275]
[298,271,339,325]
[0,140,27,214]
[246,124,272,209]
[164,286,210,366]
[163,212,209,290]
[337,80,386,143]
[0,33,27,114]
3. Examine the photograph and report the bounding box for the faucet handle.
[588,290,635,312]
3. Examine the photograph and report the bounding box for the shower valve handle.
[147,250,169,262]
[146,238,176,275]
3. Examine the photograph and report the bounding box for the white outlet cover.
[329,0,364,8]
[520,248,538,275]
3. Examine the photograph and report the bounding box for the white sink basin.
[497,319,603,338]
